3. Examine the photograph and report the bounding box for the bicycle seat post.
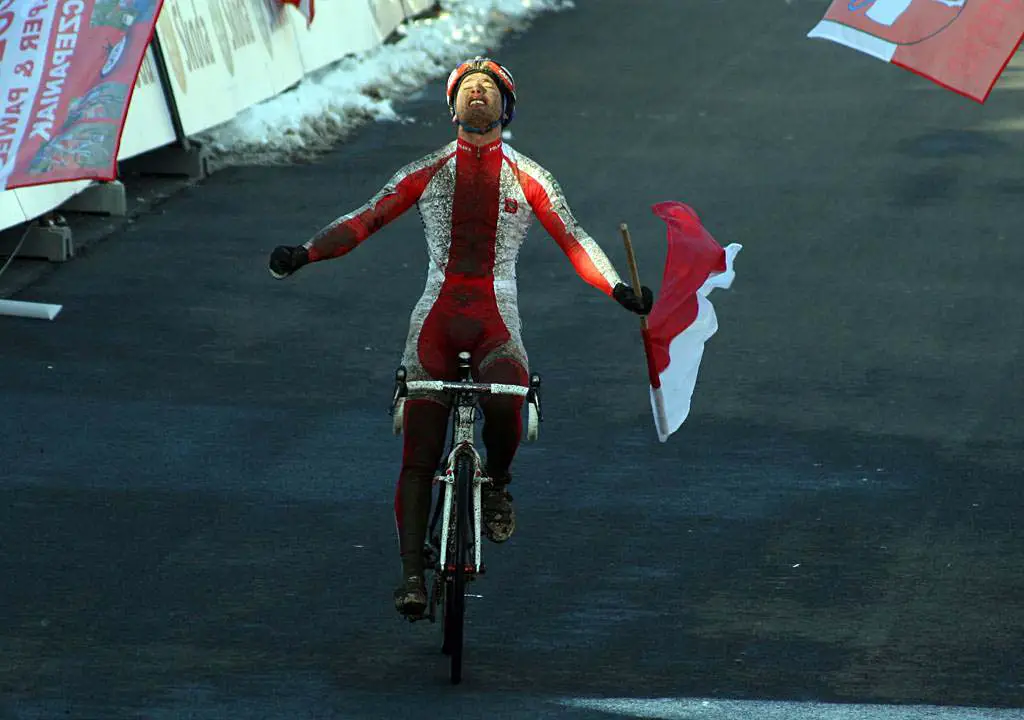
[457,351,472,383]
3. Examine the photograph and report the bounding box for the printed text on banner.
[0,0,163,190]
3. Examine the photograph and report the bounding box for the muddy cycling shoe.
[481,479,515,543]
[393,574,428,618]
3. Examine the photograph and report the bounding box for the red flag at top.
[808,0,1024,103]
[641,202,742,442]
[281,0,315,26]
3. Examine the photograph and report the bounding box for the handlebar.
[391,351,541,416]
[403,380,530,397]
[390,352,543,433]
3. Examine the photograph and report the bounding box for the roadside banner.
[0,0,164,190]
[154,0,305,136]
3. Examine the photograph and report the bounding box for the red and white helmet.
[445,57,517,127]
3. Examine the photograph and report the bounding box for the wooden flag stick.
[619,222,648,330]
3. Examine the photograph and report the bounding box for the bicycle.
[389,351,542,685]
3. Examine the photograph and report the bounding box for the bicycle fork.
[437,463,484,575]
[437,405,487,575]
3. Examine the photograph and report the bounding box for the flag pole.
[619,223,647,331]
[620,222,668,438]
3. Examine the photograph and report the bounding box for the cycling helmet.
[445,56,517,129]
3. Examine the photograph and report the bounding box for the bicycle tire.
[441,581,453,656]
[447,453,474,684]
[439,481,453,657]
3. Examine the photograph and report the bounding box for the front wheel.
[440,453,473,684]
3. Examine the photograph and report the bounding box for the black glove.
[613,282,654,316]
[269,245,310,279]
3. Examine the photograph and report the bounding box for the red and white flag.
[281,0,315,26]
[641,202,742,442]
[808,0,1024,102]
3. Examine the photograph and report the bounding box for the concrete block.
[59,180,127,216]
[0,217,75,262]
[130,142,211,179]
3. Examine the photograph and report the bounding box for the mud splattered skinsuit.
[303,136,623,573]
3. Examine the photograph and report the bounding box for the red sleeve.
[517,163,623,296]
[305,156,443,262]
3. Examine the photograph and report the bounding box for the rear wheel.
[440,453,473,684]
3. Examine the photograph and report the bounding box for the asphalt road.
[3,0,1024,717]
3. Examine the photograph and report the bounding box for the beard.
[458,103,501,129]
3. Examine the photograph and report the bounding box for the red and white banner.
[281,0,313,26]
[641,202,742,442]
[0,0,163,190]
[808,0,1024,102]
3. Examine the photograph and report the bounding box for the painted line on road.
[561,697,1024,719]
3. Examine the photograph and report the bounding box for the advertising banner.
[0,0,164,189]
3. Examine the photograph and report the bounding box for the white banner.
[154,0,305,136]
[256,0,306,95]
[0,189,28,232]
[370,0,405,40]
[13,180,92,220]
[402,0,436,18]
[290,1,381,75]
[150,4,236,137]
[118,46,177,160]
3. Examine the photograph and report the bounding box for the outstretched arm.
[269,153,444,278]
[305,160,437,261]
[518,165,623,296]
[517,160,653,315]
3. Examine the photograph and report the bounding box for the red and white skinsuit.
[303,136,624,571]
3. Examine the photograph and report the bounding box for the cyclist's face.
[455,73,502,125]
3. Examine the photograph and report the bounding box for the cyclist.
[268,57,654,618]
